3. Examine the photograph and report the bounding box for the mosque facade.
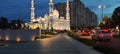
[28,0,70,30]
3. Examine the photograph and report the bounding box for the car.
[91,29,113,41]
[81,30,91,36]
[111,30,120,37]
[112,31,120,36]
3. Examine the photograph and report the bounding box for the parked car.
[81,30,91,36]
[112,31,120,36]
[111,30,120,37]
[91,29,113,41]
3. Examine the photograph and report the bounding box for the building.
[28,0,70,30]
[55,0,98,29]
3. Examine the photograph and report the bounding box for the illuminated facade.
[28,0,70,30]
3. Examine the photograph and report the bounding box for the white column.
[50,0,53,3]
[66,0,70,20]
[31,0,35,22]
[49,0,54,30]
[66,0,70,30]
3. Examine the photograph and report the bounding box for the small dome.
[53,9,59,19]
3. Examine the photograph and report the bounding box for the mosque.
[27,0,70,30]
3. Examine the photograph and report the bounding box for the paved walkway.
[0,33,103,54]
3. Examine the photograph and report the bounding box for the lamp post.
[98,5,106,19]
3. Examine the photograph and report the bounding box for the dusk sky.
[0,0,120,22]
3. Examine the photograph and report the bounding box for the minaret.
[48,0,54,29]
[49,0,54,16]
[66,0,70,30]
[66,0,70,20]
[30,0,35,22]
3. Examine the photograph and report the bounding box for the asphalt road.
[0,33,103,54]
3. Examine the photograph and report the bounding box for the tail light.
[88,32,90,34]
[104,29,108,32]
[110,33,113,37]
[99,33,103,36]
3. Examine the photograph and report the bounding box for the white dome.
[53,9,59,19]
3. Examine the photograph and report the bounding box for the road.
[0,33,103,54]
[97,37,120,51]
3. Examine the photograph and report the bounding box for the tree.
[112,7,120,28]
[10,19,24,29]
[99,15,109,29]
[105,17,113,29]
[0,17,8,29]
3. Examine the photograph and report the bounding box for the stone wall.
[0,29,40,41]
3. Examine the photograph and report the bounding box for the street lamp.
[98,5,106,18]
